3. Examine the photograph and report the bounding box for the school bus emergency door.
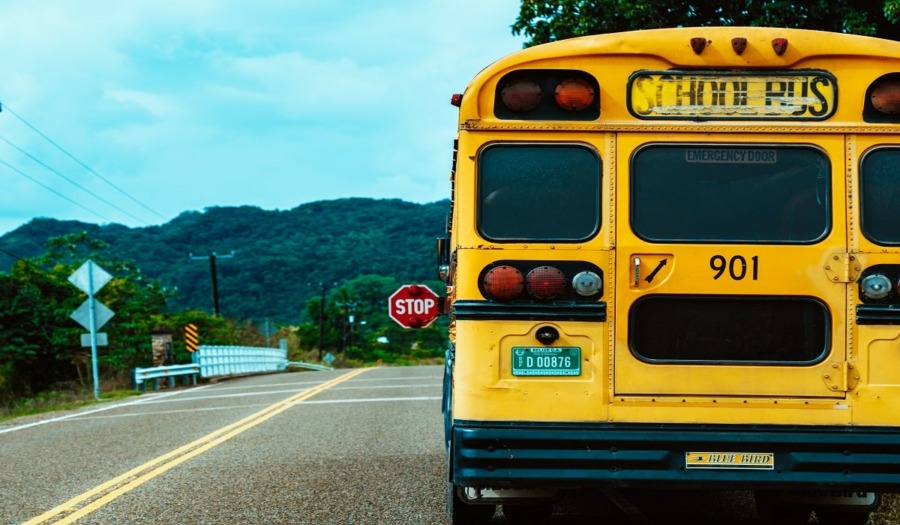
[614,133,850,407]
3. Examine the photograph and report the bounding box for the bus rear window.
[630,295,829,365]
[477,144,601,242]
[631,145,830,243]
[860,148,900,245]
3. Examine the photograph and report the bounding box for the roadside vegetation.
[0,233,446,417]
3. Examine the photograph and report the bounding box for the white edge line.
[59,396,443,421]
[0,384,215,435]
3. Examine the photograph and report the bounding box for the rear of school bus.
[442,27,900,524]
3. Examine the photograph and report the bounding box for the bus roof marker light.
[772,38,788,56]
[861,274,892,300]
[870,78,900,114]
[500,79,542,112]
[554,78,595,111]
[731,37,747,55]
[450,94,463,107]
[690,37,707,55]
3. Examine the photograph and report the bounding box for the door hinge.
[823,361,859,393]
[823,253,861,284]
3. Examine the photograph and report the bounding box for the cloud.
[0,0,523,235]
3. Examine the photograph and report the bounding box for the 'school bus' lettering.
[628,71,836,119]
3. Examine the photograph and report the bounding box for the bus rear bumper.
[450,421,900,492]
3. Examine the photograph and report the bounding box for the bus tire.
[814,509,872,525]
[447,484,496,525]
[755,491,812,525]
[502,503,553,525]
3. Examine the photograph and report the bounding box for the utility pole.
[308,281,338,362]
[318,283,326,359]
[347,302,356,356]
[190,251,235,316]
[336,299,357,356]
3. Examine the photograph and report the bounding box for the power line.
[0,102,168,221]
[0,156,114,224]
[0,135,148,225]
[0,247,27,263]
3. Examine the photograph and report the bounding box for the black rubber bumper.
[451,421,900,492]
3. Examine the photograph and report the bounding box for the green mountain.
[0,198,449,325]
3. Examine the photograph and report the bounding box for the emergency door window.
[631,145,830,244]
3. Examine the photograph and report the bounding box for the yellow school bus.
[438,26,900,524]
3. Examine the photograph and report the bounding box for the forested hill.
[0,198,449,325]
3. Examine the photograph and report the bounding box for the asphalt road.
[0,365,852,524]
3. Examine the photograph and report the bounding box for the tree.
[512,0,900,47]
[0,233,175,402]
[294,275,447,364]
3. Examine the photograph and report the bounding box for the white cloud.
[0,0,524,235]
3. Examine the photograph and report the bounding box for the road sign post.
[388,284,441,329]
[68,260,114,400]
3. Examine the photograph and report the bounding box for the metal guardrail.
[194,345,287,378]
[286,361,334,371]
[133,346,333,390]
[133,363,201,390]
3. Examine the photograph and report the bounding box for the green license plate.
[512,347,581,376]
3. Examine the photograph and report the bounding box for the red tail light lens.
[554,78,595,111]
[501,79,542,112]
[871,79,900,115]
[526,266,566,300]
[483,265,524,301]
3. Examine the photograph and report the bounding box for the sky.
[0,0,525,236]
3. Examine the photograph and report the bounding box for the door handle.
[633,256,641,286]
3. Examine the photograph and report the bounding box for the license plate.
[512,347,581,376]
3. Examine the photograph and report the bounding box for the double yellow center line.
[25,368,370,524]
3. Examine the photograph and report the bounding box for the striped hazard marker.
[185,323,199,353]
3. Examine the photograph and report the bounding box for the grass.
[0,387,140,422]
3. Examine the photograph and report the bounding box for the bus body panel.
[444,27,900,504]
[613,133,849,400]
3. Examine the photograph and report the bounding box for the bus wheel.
[814,509,872,525]
[502,503,553,525]
[754,491,811,525]
[447,484,496,525]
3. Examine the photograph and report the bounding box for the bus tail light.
[478,261,604,302]
[494,70,600,121]
[526,266,566,300]
[482,265,524,301]
[870,79,900,115]
[861,273,892,300]
[572,271,602,297]
[554,78,595,111]
[500,79,542,112]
